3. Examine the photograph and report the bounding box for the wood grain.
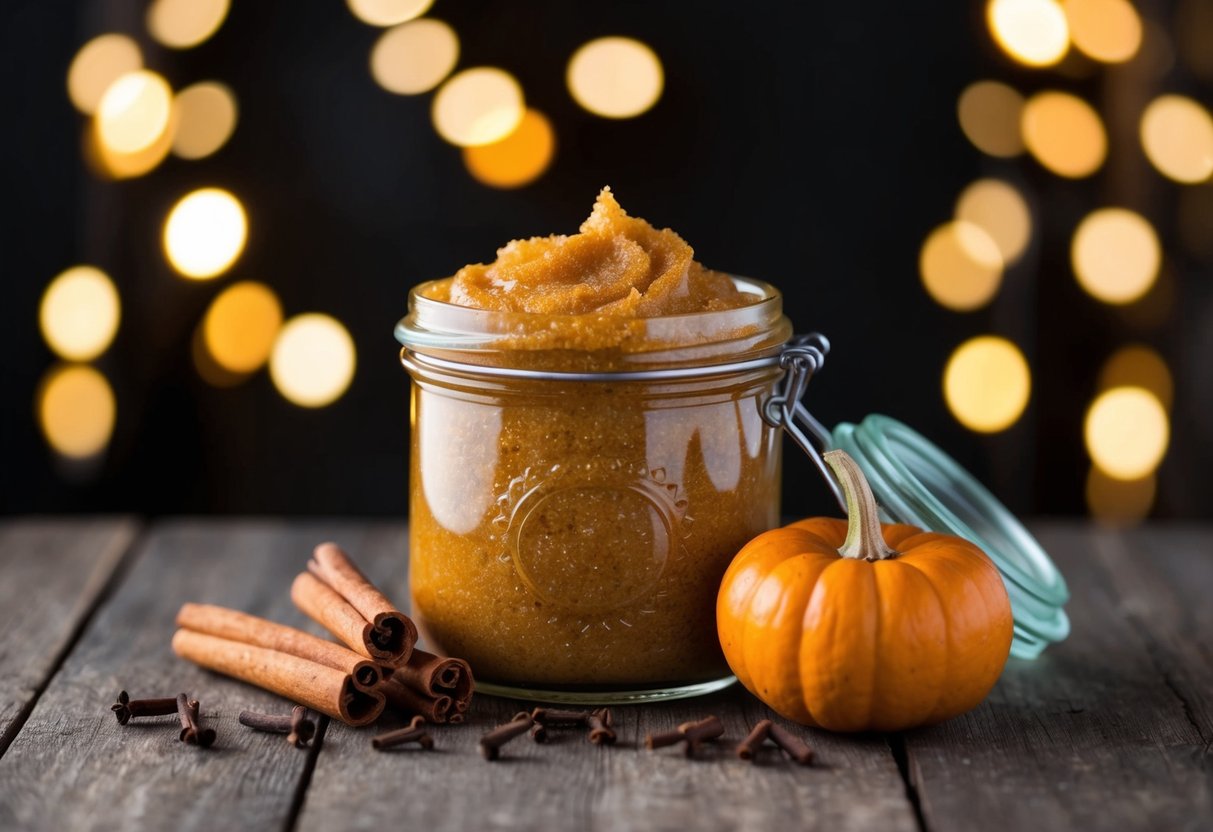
[294,532,919,832]
[0,518,138,755]
[902,523,1213,832]
[0,519,405,832]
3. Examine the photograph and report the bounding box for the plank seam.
[887,733,929,832]
[283,715,330,832]
[0,520,144,760]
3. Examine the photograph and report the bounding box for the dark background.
[2,0,1210,519]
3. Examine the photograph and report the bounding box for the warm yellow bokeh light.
[172,82,238,160]
[955,179,1032,264]
[1021,91,1107,178]
[1072,208,1160,304]
[957,81,1026,158]
[1085,387,1169,479]
[89,107,177,180]
[39,266,120,362]
[1098,345,1173,411]
[432,68,525,147]
[1140,95,1213,184]
[1064,0,1142,63]
[37,364,116,459]
[567,37,664,119]
[347,0,433,26]
[944,336,1032,433]
[920,221,1004,311]
[987,0,1070,66]
[67,34,142,115]
[1086,466,1155,525]
[463,109,556,189]
[96,70,174,155]
[147,0,230,49]
[270,314,357,408]
[203,282,283,374]
[163,188,248,279]
[370,19,459,95]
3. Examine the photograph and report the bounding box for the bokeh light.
[37,365,116,459]
[919,221,1004,311]
[1085,387,1169,479]
[67,34,142,116]
[203,282,283,374]
[1064,0,1142,63]
[96,70,174,155]
[147,0,230,49]
[1071,208,1160,304]
[39,266,120,362]
[347,0,433,27]
[1139,95,1213,184]
[1021,91,1106,177]
[944,336,1031,433]
[987,0,1070,67]
[957,81,1026,158]
[89,109,176,180]
[954,179,1032,264]
[370,19,459,95]
[1086,467,1155,525]
[567,37,664,119]
[1098,345,1173,411]
[432,68,525,147]
[270,314,357,408]
[163,188,248,279]
[172,82,238,160]
[463,109,556,189]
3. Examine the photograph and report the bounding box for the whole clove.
[480,712,534,761]
[588,708,616,746]
[111,690,178,725]
[372,716,433,751]
[238,706,316,748]
[530,707,591,727]
[645,714,724,758]
[176,694,216,748]
[737,719,773,761]
[767,722,814,766]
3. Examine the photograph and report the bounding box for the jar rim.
[394,275,787,355]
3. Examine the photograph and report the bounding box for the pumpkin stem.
[823,449,898,561]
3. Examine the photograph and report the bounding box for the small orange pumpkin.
[717,449,1013,732]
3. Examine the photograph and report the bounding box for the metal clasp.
[761,333,845,512]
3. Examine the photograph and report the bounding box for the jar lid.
[830,414,1070,660]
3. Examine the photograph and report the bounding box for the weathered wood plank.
[903,523,1213,832]
[295,532,918,832]
[0,518,138,755]
[0,519,406,832]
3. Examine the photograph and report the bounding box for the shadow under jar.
[396,276,792,704]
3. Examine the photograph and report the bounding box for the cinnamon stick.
[767,722,814,766]
[177,603,384,689]
[292,543,417,666]
[379,648,474,723]
[172,629,385,726]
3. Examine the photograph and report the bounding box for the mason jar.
[396,276,792,703]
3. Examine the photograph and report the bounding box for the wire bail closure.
[761,333,845,512]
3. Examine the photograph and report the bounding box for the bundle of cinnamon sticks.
[172,542,473,726]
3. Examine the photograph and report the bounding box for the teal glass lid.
[830,414,1070,660]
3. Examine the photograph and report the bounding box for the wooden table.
[0,519,1209,831]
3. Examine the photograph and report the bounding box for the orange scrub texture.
[408,189,781,688]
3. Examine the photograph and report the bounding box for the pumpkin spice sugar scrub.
[397,188,793,699]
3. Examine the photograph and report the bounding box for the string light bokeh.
[22,0,1206,523]
[918,0,1199,525]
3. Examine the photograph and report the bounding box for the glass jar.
[396,276,792,703]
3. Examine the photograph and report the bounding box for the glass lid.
[830,414,1071,660]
